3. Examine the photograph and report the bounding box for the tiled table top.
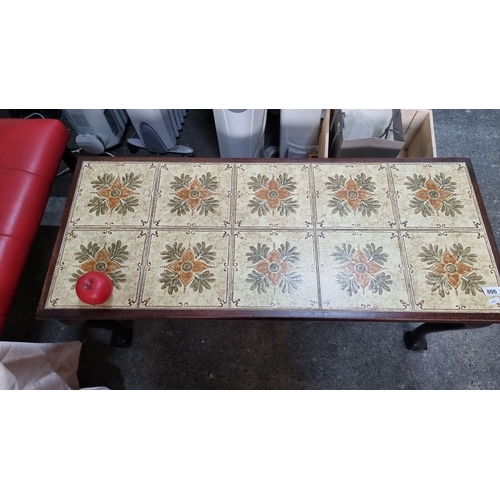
[37,157,500,322]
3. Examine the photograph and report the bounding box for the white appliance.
[62,109,128,154]
[126,109,193,156]
[279,109,323,158]
[213,109,267,158]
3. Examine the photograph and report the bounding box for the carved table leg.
[404,323,494,351]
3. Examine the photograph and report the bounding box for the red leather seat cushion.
[0,118,70,181]
[0,118,70,335]
[0,169,52,242]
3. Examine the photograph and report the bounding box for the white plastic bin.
[213,109,267,158]
[279,109,323,158]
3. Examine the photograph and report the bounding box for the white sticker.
[489,297,500,305]
[483,287,500,297]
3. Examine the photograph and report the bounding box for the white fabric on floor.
[0,340,84,390]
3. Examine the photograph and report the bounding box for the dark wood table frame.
[36,157,500,350]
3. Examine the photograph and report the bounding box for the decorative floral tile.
[389,162,483,229]
[403,231,500,311]
[41,159,500,319]
[313,162,396,229]
[232,230,318,309]
[69,161,157,227]
[318,231,410,310]
[153,162,233,227]
[234,163,313,229]
[140,229,231,308]
[46,229,147,308]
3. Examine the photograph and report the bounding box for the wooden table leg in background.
[404,323,494,351]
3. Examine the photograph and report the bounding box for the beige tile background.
[70,161,157,227]
[140,230,231,308]
[232,230,318,309]
[45,160,500,315]
[390,162,482,229]
[403,231,500,311]
[154,162,233,227]
[318,231,410,310]
[313,162,395,229]
[235,163,313,228]
[47,229,147,308]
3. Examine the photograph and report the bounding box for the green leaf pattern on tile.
[90,173,115,190]
[245,241,302,294]
[159,242,216,294]
[74,242,101,263]
[246,243,271,264]
[168,173,220,216]
[88,172,142,216]
[419,243,485,297]
[332,243,392,297]
[69,240,129,289]
[107,240,131,263]
[405,172,464,217]
[330,243,356,264]
[247,172,299,217]
[247,174,270,191]
[326,173,381,217]
[160,242,186,262]
[88,197,109,216]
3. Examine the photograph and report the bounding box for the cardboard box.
[316,109,436,159]
[397,109,437,158]
[329,109,405,158]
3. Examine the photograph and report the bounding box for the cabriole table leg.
[404,323,494,351]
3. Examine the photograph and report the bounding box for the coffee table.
[37,157,500,350]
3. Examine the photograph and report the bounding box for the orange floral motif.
[166,247,209,288]
[429,249,474,289]
[255,178,293,211]
[175,176,212,211]
[341,249,383,289]
[333,179,373,211]
[414,178,453,211]
[79,247,122,274]
[97,177,135,211]
[253,248,295,287]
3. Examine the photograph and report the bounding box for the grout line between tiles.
[310,163,322,309]
[135,161,161,308]
[227,163,237,309]
[385,162,416,311]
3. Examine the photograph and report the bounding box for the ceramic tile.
[153,162,233,228]
[140,229,231,308]
[234,163,313,229]
[41,159,500,319]
[403,231,500,311]
[231,230,318,309]
[390,162,483,229]
[69,161,157,227]
[46,229,147,308]
[318,231,410,310]
[313,162,396,229]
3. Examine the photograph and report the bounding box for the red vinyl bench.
[0,118,70,334]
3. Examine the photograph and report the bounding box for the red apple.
[76,271,113,305]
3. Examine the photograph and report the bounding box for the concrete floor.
[2,109,500,390]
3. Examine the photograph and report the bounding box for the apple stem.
[83,279,93,290]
